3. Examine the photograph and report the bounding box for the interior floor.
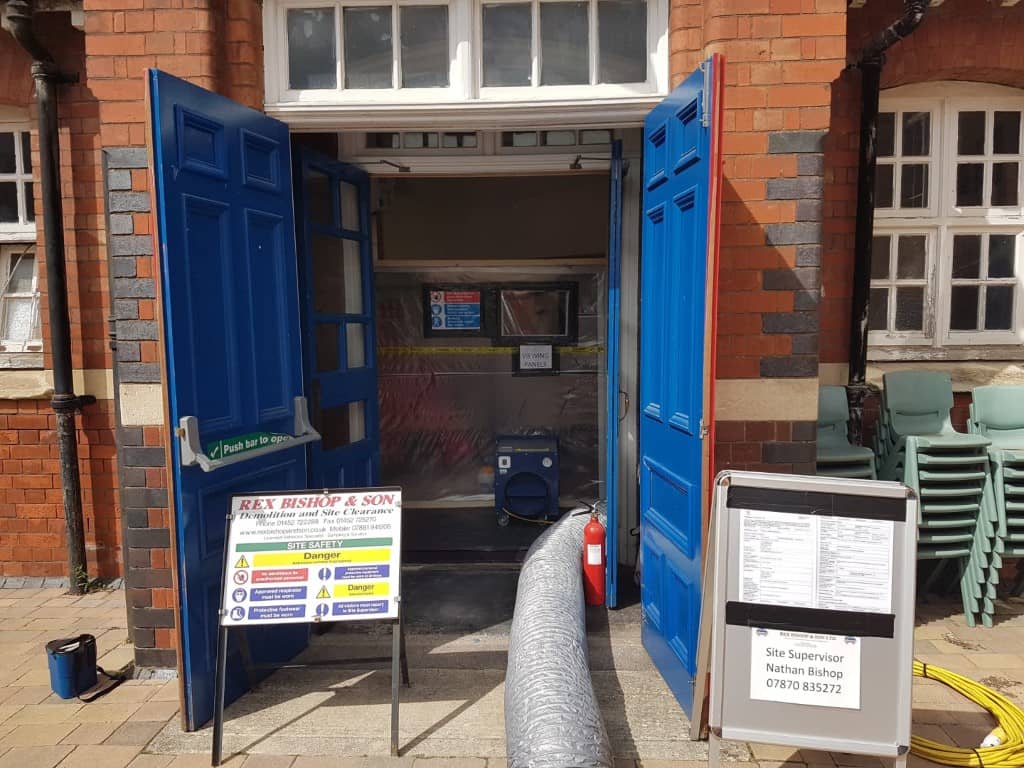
[147,566,729,761]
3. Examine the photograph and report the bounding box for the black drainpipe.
[846,0,927,445]
[6,0,94,594]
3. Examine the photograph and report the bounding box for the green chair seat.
[922,502,982,514]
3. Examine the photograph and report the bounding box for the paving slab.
[62,722,123,746]
[56,745,144,768]
[5,687,54,706]
[5,703,83,726]
[239,755,295,768]
[105,720,169,747]
[0,746,76,768]
[3,723,80,747]
[72,702,143,724]
[126,756,175,768]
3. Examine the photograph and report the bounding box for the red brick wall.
[0,15,122,579]
[701,0,846,382]
[0,399,120,578]
[682,1,845,475]
[0,30,33,108]
[821,1,1024,362]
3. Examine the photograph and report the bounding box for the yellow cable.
[912,659,1024,767]
[501,507,555,525]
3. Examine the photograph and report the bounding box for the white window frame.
[874,99,939,220]
[0,112,35,242]
[273,0,466,104]
[870,83,1024,359]
[0,244,42,356]
[868,228,935,346]
[263,0,667,112]
[474,0,659,101]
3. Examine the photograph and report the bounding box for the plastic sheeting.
[375,269,606,502]
[505,503,612,768]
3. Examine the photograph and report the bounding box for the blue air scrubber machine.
[495,435,559,526]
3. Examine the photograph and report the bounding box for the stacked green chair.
[969,385,1024,597]
[816,386,876,479]
[875,371,995,627]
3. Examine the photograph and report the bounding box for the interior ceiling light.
[569,154,609,170]
[375,159,411,172]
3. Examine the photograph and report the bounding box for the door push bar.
[177,396,321,472]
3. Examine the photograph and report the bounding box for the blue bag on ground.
[46,634,98,699]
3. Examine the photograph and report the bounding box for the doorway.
[376,173,609,561]
[293,140,632,565]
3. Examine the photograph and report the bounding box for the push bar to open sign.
[178,396,321,472]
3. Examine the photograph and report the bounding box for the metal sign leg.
[211,626,229,767]
[399,616,410,686]
[391,615,402,756]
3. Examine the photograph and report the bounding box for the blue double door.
[149,71,379,729]
[151,53,721,729]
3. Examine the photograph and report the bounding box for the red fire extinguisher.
[583,512,606,606]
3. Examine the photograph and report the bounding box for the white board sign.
[749,628,861,710]
[702,472,917,766]
[220,488,402,626]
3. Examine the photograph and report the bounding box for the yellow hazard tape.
[379,345,605,355]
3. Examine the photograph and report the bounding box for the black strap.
[78,665,127,703]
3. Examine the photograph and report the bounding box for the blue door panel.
[639,55,722,718]
[248,211,296,420]
[294,149,381,490]
[150,70,311,730]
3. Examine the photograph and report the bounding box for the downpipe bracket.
[51,393,97,414]
[30,62,78,85]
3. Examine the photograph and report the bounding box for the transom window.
[0,125,35,237]
[870,84,1024,353]
[480,0,647,88]
[286,2,452,91]
[265,0,665,105]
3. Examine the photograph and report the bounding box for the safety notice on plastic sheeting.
[738,508,894,614]
[220,488,401,626]
[750,628,861,710]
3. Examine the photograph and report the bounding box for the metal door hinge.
[699,419,709,439]
[700,61,711,128]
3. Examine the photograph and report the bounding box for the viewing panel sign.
[220,488,402,626]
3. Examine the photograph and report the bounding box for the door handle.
[618,390,630,422]
[178,396,321,472]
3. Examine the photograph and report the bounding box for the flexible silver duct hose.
[505,504,612,768]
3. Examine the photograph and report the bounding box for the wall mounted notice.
[738,508,894,615]
[750,628,861,710]
[220,488,402,626]
[429,289,481,330]
[519,344,553,371]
